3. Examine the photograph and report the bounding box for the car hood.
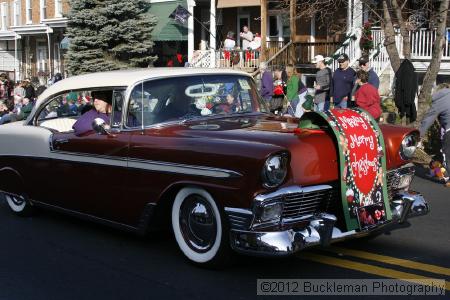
[152,114,340,186]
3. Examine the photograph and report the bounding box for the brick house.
[0,0,69,82]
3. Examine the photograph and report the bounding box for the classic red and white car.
[0,68,428,267]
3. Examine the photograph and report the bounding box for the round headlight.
[261,154,288,188]
[400,134,418,160]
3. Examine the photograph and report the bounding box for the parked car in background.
[0,68,428,267]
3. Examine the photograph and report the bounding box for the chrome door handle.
[54,138,69,145]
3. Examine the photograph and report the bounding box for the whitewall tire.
[4,193,34,216]
[171,187,230,266]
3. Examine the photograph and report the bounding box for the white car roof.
[36,68,252,108]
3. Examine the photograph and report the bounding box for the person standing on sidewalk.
[331,53,356,109]
[312,55,333,112]
[259,62,273,105]
[419,83,450,187]
[354,70,381,120]
[358,56,380,89]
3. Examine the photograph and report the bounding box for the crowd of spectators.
[259,53,382,120]
[0,73,64,125]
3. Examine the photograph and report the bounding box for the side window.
[126,81,186,128]
[127,83,143,128]
[37,89,125,133]
[36,91,83,132]
[111,90,125,128]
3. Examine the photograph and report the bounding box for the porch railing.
[215,49,260,69]
[410,28,450,59]
[190,28,450,71]
[371,27,450,60]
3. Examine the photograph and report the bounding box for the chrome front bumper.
[228,190,429,256]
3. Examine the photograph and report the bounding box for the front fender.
[380,124,419,169]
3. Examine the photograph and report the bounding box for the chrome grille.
[386,164,415,199]
[282,188,337,220]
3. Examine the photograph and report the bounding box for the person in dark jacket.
[259,62,273,102]
[72,90,113,136]
[331,53,356,109]
[358,56,380,89]
[19,97,33,119]
[419,83,450,187]
[23,78,36,101]
[395,59,418,122]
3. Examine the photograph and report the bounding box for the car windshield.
[127,75,268,127]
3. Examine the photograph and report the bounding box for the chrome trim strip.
[127,157,242,178]
[387,162,415,174]
[48,150,242,178]
[31,200,139,233]
[254,184,333,202]
[224,207,253,215]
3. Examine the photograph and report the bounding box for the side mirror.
[92,118,110,135]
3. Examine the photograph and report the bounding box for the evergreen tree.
[66,0,157,76]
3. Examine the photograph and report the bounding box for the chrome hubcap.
[10,195,24,206]
[5,194,26,212]
[179,195,217,253]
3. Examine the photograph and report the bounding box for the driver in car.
[72,90,113,136]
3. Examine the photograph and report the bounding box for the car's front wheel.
[4,193,34,217]
[171,187,230,267]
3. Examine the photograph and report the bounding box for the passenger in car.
[72,90,113,136]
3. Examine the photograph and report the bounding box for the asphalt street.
[0,166,449,300]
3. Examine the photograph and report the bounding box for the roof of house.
[148,0,188,41]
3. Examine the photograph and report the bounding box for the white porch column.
[352,0,363,59]
[46,26,53,78]
[352,0,363,29]
[187,0,196,63]
[311,14,316,59]
[209,0,216,50]
[347,0,352,33]
[14,33,21,81]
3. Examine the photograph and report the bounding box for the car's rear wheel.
[171,187,230,267]
[4,193,34,217]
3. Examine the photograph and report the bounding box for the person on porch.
[240,26,253,50]
[224,31,236,50]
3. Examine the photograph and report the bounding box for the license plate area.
[356,203,387,230]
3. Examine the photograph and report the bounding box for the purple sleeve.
[72,109,109,136]
[261,71,273,99]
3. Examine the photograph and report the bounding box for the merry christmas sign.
[300,108,392,231]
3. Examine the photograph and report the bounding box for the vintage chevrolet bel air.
[0,68,428,266]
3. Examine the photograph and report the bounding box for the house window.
[37,42,48,73]
[55,0,63,18]
[26,0,32,24]
[13,0,21,26]
[54,43,60,74]
[0,2,8,31]
[40,0,47,21]
[269,16,278,37]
